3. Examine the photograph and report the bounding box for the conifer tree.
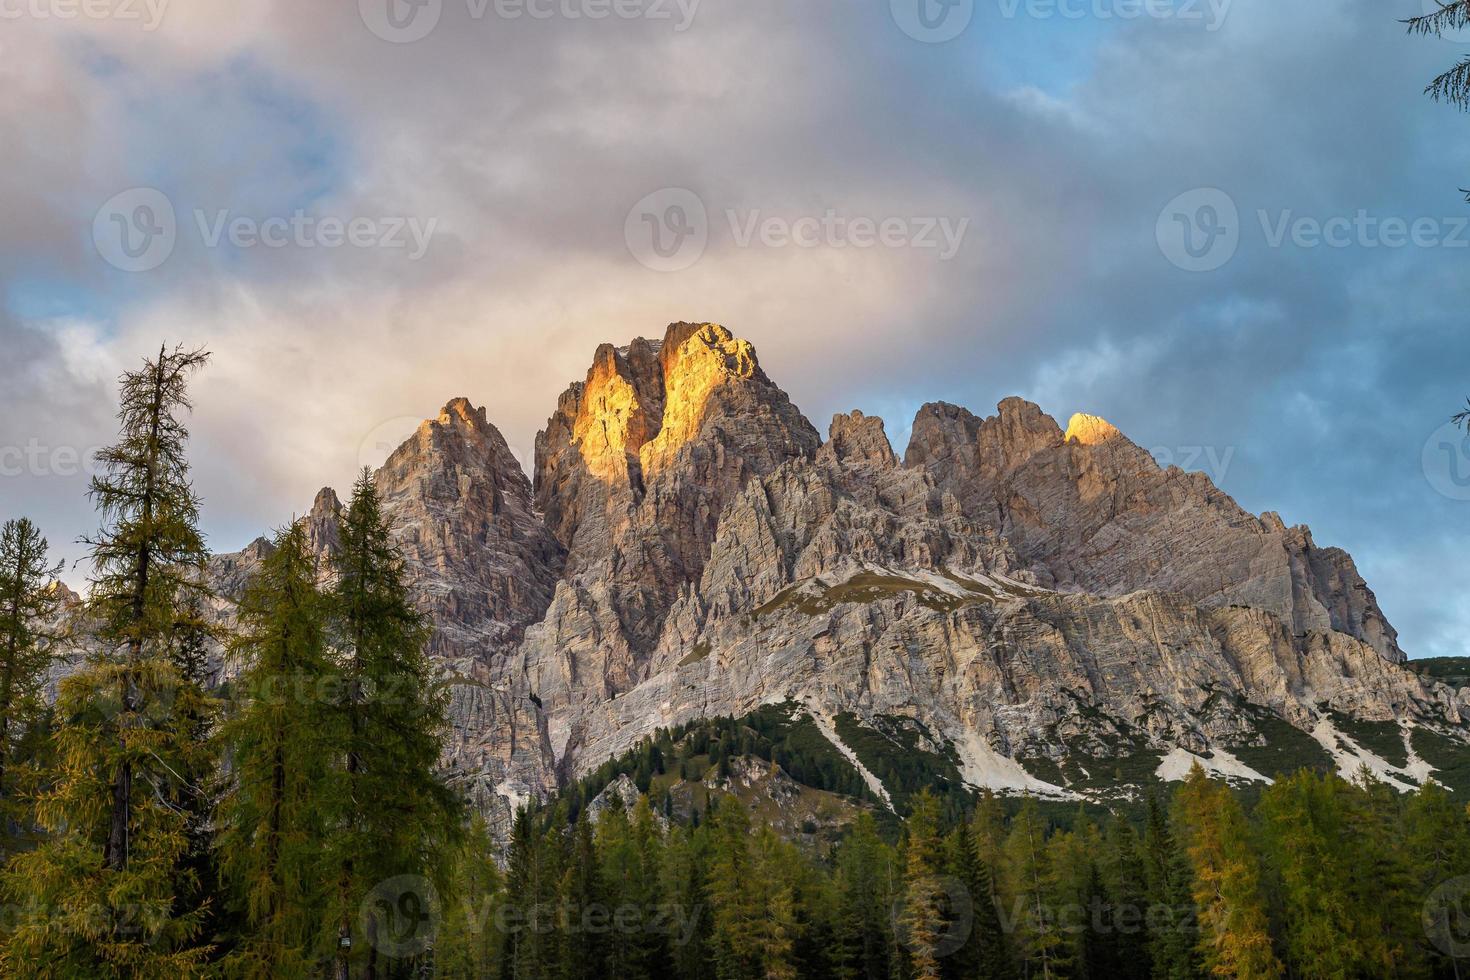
[1175,765,1280,980]
[1005,797,1060,980]
[941,825,982,980]
[217,521,337,977]
[598,797,666,979]
[504,805,557,980]
[557,812,604,980]
[1405,778,1470,975]
[707,798,762,980]
[1142,794,1197,980]
[1042,825,1091,977]
[831,811,896,980]
[755,826,804,980]
[1099,812,1151,980]
[0,345,216,975]
[435,816,504,979]
[660,819,715,980]
[1345,769,1425,977]
[325,470,464,979]
[165,588,224,954]
[0,517,63,846]
[968,790,1015,980]
[900,789,947,980]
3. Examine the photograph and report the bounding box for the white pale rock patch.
[1156,746,1273,786]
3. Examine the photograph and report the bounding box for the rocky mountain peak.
[534,321,819,566]
[1063,412,1123,446]
[822,410,897,470]
[900,394,1405,664]
[305,486,343,559]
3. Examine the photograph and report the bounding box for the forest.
[0,346,1468,979]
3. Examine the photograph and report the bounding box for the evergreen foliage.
[0,345,217,975]
[0,518,64,851]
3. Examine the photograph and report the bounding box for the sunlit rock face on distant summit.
[211,321,1464,840]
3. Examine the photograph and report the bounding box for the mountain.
[210,322,1470,839]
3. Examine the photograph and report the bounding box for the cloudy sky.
[2,0,1467,657]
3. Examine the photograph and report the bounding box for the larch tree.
[217,520,337,978]
[0,345,216,975]
[707,797,763,980]
[899,789,947,980]
[1005,797,1060,980]
[325,470,463,980]
[557,811,605,980]
[0,517,64,846]
[1175,765,1280,980]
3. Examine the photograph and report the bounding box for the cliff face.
[907,398,1402,663]
[210,322,1462,840]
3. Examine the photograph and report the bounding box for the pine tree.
[1142,794,1197,980]
[557,813,604,980]
[1098,812,1151,980]
[1175,764,1280,980]
[504,805,557,980]
[707,798,762,980]
[831,812,898,980]
[0,517,63,849]
[754,826,803,980]
[1005,797,1061,980]
[217,521,337,977]
[435,816,504,979]
[900,789,947,980]
[326,470,464,979]
[660,819,716,980]
[0,345,216,975]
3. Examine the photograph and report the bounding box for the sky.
[1,0,1467,657]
